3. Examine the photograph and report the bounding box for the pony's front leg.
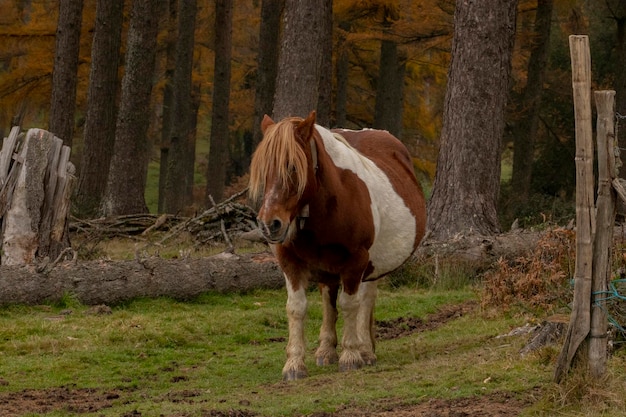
[283,275,309,380]
[315,282,339,366]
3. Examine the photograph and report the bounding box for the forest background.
[0,0,621,227]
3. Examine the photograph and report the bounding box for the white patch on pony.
[315,125,416,279]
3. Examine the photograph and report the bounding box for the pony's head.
[249,111,318,244]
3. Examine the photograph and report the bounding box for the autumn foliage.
[0,0,622,217]
[482,228,576,313]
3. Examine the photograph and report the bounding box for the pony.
[249,111,426,380]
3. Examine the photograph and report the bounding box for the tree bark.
[101,0,160,216]
[164,0,197,214]
[426,0,517,240]
[75,0,124,218]
[272,0,324,119]
[0,252,283,306]
[49,0,84,147]
[206,0,234,204]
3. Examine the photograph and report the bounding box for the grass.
[0,282,574,416]
[2,235,626,416]
[0,288,526,415]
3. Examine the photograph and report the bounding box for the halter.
[310,138,318,173]
[297,138,319,229]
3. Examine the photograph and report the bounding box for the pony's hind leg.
[338,287,365,371]
[356,280,378,366]
[338,280,378,371]
[315,282,339,366]
[282,275,309,380]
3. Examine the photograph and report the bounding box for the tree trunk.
[49,0,84,147]
[164,0,197,214]
[425,0,517,241]
[335,21,350,127]
[75,0,124,218]
[158,0,179,214]
[0,252,283,306]
[373,35,405,138]
[101,0,159,216]
[272,0,324,119]
[508,0,553,215]
[316,0,333,127]
[252,0,283,149]
[206,0,233,204]
[614,2,626,180]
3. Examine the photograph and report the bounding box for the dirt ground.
[0,301,534,417]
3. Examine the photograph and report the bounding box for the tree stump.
[0,128,74,265]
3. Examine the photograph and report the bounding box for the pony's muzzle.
[258,218,286,243]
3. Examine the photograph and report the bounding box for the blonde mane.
[249,117,309,203]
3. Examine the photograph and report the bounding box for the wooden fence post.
[589,90,617,378]
[555,35,594,383]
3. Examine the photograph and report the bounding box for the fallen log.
[416,227,549,267]
[0,251,283,306]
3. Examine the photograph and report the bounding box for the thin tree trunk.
[614,4,626,180]
[316,0,333,127]
[509,0,553,213]
[335,21,350,127]
[164,0,197,214]
[252,0,282,150]
[101,0,160,216]
[374,34,405,138]
[206,0,233,204]
[49,0,84,147]
[158,0,178,213]
[76,0,124,217]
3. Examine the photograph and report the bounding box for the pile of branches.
[70,189,260,249]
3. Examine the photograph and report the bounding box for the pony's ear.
[261,114,274,134]
[295,111,316,142]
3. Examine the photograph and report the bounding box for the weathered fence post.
[589,90,617,378]
[555,35,594,383]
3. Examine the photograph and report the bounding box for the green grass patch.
[1,285,625,416]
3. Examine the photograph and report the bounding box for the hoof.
[282,369,308,381]
[361,352,377,366]
[338,360,364,372]
[338,351,364,372]
[315,350,338,366]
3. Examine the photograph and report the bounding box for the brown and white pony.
[249,111,426,380]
